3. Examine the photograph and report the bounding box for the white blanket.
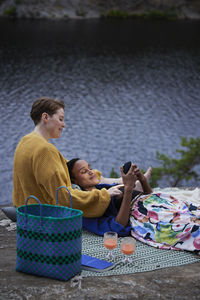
[153,187,200,205]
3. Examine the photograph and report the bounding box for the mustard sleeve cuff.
[94,169,102,181]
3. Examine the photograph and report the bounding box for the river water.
[0,19,200,205]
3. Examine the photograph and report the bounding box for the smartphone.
[123,161,132,174]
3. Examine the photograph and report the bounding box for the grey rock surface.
[0,208,200,300]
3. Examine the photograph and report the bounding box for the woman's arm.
[134,167,153,194]
[115,164,138,227]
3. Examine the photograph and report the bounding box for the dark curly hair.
[67,158,80,182]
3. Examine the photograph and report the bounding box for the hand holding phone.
[123,161,132,174]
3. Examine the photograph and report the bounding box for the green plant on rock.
[151,137,200,187]
[143,9,178,21]
[76,5,86,17]
[109,167,120,178]
[4,6,17,17]
[102,9,129,18]
[102,8,178,21]
[109,137,200,188]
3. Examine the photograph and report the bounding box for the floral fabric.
[130,193,200,251]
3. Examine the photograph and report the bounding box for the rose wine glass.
[103,231,118,260]
[120,237,136,264]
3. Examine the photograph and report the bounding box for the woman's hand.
[107,184,124,197]
[133,165,153,194]
[133,166,146,182]
[120,164,137,190]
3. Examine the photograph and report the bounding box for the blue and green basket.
[16,186,83,281]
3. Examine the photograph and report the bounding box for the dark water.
[0,19,200,205]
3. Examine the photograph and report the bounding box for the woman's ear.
[41,112,49,123]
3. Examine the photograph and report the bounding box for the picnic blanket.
[82,229,200,277]
[82,188,200,277]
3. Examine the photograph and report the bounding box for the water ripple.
[0,20,200,204]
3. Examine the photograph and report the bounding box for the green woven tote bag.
[16,186,83,281]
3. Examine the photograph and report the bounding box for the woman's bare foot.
[144,166,152,180]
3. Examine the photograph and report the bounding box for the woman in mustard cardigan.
[12,97,121,217]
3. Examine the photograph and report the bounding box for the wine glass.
[120,237,136,264]
[103,231,118,260]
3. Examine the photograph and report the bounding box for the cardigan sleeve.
[94,169,102,181]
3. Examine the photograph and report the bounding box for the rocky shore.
[0,0,200,20]
[0,207,200,300]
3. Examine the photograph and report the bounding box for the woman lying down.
[67,158,200,252]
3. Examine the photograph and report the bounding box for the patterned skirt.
[130,193,200,251]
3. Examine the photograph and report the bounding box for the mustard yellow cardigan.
[12,132,110,217]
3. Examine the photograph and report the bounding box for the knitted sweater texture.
[12,132,110,217]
